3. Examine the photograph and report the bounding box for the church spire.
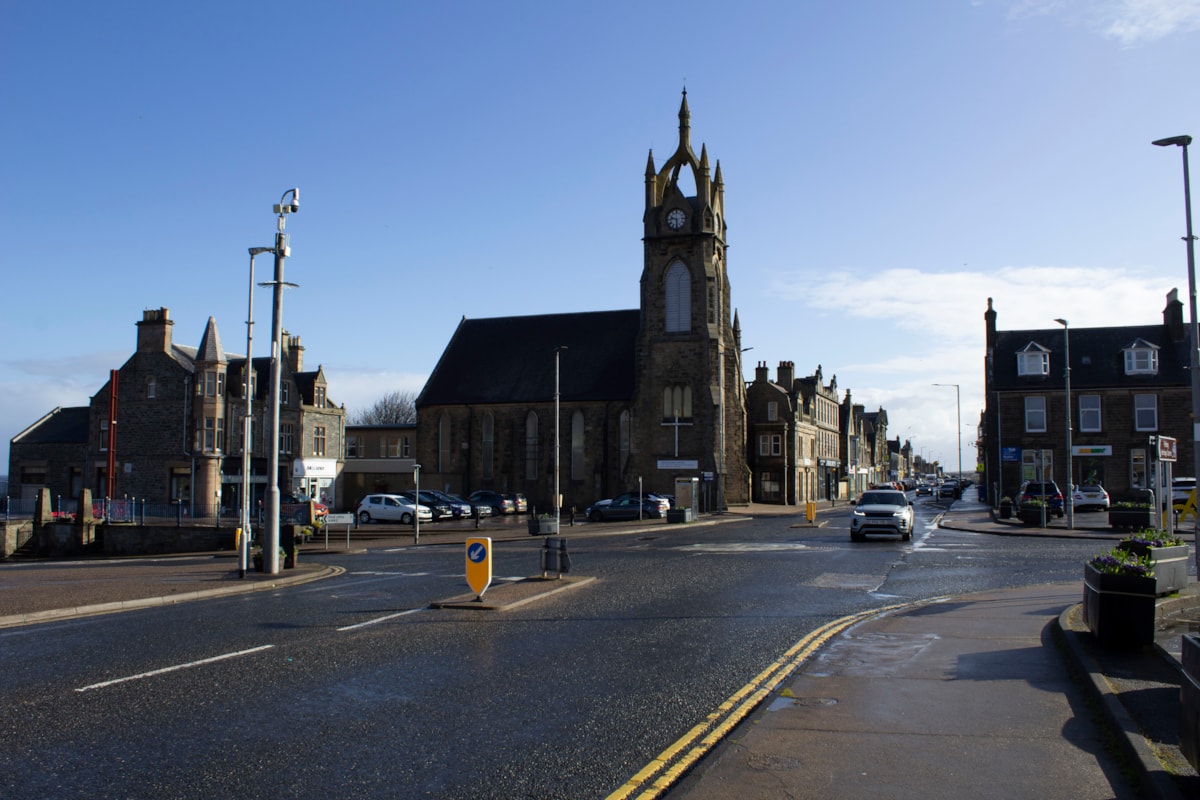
[678,88,690,150]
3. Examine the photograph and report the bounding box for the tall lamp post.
[554,346,567,532]
[1055,318,1074,529]
[933,383,962,483]
[239,246,274,578]
[262,188,300,575]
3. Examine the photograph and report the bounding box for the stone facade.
[9,307,345,514]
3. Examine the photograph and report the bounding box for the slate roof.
[992,324,1191,390]
[417,310,641,406]
[12,406,90,445]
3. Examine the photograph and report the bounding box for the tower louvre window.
[664,261,691,333]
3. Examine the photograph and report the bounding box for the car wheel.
[358,511,371,525]
[401,512,413,525]
[902,530,911,541]
[589,510,602,522]
[850,531,864,542]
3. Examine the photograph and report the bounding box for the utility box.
[669,477,699,523]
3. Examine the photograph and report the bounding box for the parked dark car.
[401,490,454,520]
[467,490,515,515]
[428,490,475,518]
[587,494,667,522]
[1014,481,1065,517]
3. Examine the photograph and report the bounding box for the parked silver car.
[355,493,432,525]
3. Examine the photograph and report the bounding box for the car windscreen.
[859,492,904,505]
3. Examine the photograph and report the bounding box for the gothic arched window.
[570,410,584,480]
[662,385,693,421]
[524,411,540,480]
[664,261,691,333]
[481,413,495,479]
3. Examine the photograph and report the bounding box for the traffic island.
[430,575,596,611]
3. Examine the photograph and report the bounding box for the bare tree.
[350,389,418,425]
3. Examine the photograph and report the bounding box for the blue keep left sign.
[465,537,492,597]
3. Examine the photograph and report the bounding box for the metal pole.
[414,463,421,543]
[240,247,271,578]
[263,188,299,575]
[1154,136,1198,566]
[1056,319,1073,529]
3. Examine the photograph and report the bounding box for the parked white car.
[355,493,433,525]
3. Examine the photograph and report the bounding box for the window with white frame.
[1078,395,1101,432]
[767,402,778,421]
[1123,341,1159,375]
[1024,396,1047,432]
[1134,394,1157,431]
[1017,343,1050,376]
[758,434,781,456]
[662,385,693,420]
[313,426,326,457]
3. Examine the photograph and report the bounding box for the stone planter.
[1107,507,1154,531]
[1017,505,1048,526]
[997,501,1012,520]
[666,508,694,523]
[1082,563,1157,650]
[1182,634,1200,771]
[528,519,559,536]
[1116,541,1189,596]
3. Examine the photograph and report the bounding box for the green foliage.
[1121,528,1184,548]
[1088,548,1154,577]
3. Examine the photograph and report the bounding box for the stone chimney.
[284,334,304,372]
[776,360,794,388]
[136,307,173,354]
[1164,288,1186,342]
[755,361,769,382]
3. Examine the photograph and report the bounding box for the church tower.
[630,92,748,507]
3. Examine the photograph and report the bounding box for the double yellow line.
[605,603,905,800]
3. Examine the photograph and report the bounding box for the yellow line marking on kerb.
[605,603,905,800]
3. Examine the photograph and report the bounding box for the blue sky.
[2,0,1199,478]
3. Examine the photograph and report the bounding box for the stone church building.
[414,93,750,512]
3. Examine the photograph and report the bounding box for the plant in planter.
[1083,548,1157,650]
[528,513,559,536]
[1016,498,1049,526]
[1108,500,1156,531]
[1116,528,1188,596]
[998,497,1013,520]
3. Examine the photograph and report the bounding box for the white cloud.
[1008,0,1200,44]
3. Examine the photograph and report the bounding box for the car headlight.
[853,509,866,517]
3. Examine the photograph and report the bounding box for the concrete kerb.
[1056,605,1190,800]
[0,564,345,629]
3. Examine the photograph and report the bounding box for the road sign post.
[465,537,492,600]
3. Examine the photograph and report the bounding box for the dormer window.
[1016,342,1050,376]
[1123,339,1159,375]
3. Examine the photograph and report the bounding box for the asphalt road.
[0,498,1116,799]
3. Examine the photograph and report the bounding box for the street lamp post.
[933,383,962,483]
[1153,135,1198,572]
[554,346,567,532]
[1055,318,1074,529]
[239,246,274,578]
[262,188,299,575]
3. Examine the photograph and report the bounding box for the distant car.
[1072,484,1110,512]
[587,494,666,522]
[1172,477,1196,507]
[850,489,914,542]
[504,492,529,514]
[281,492,329,519]
[1014,481,1065,517]
[354,493,432,525]
[937,482,957,499]
[915,482,932,497]
[467,490,515,515]
[401,490,454,521]
[428,490,475,519]
[612,491,671,516]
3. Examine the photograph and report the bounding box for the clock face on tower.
[667,208,686,230]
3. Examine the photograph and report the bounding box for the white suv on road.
[850,489,915,542]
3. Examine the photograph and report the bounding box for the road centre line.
[75,645,275,692]
[337,607,425,632]
[605,602,908,800]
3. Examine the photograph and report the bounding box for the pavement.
[2,498,1199,798]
